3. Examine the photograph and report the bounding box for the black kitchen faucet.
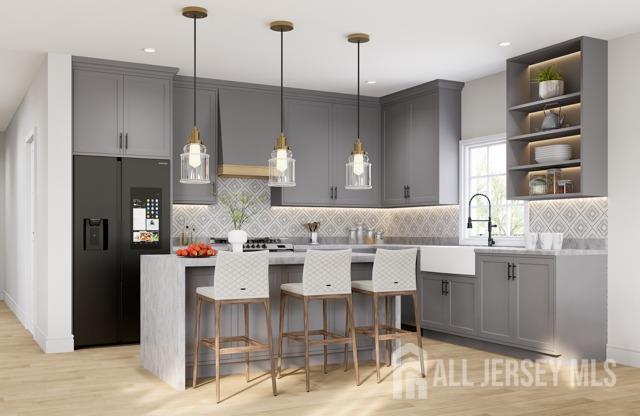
[467,193,497,247]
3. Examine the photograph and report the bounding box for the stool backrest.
[302,249,352,296]
[372,248,418,292]
[213,250,269,300]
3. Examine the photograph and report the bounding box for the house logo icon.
[392,342,428,400]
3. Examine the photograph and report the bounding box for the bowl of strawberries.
[176,243,218,258]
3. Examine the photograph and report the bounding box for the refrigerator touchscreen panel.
[131,187,161,249]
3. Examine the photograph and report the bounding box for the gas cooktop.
[210,237,294,252]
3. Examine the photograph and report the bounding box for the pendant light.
[345,33,372,190]
[268,21,296,187]
[180,6,210,184]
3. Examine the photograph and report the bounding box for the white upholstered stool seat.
[277,249,360,392]
[350,248,425,383]
[192,250,277,403]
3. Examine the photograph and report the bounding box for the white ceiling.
[1,0,640,131]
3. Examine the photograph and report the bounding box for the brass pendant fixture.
[345,33,372,190]
[180,6,210,184]
[268,20,296,187]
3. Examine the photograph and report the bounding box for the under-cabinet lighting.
[143,47,157,53]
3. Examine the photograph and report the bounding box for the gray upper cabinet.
[380,80,463,207]
[382,101,410,205]
[272,99,332,206]
[172,81,217,204]
[123,75,172,158]
[72,57,178,159]
[332,103,381,206]
[73,70,123,156]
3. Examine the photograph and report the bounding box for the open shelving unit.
[506,37,608,200]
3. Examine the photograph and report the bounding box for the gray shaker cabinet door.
[446,276,477,335]
[73,70,123,155]
[477,255,513,342]
[172,86,217,204]
[420,274,448,330]
[123,75,172,158]
[382,101,410,205]
[332,103,381,206]
[408,93,438,204]
[277,99,332,206]
[511,256,556,352]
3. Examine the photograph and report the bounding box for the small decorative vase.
[539,80,564,99]
[310,232,318,244]
[228,229,248,253]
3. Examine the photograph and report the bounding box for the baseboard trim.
[34,325,74,353]
[3,290,29,329]
[607,344,640,367]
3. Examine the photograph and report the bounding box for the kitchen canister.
[552,233,564,250]
[539,233,554,250]
[524,233,538,249]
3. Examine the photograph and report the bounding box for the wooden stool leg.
[346,294,360,386]
[303,297,311,392]
[385,295,391,367]
[192,296,202,388]
[214,300,222,403]
[263,299,278,396]
[343,300,349,371]
[373,293,381,383]
[244,303,250,382]
[323,299,328,374]
[411,292,425,378]
[277,292,287,378]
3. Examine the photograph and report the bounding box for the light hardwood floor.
[2,301,640,416]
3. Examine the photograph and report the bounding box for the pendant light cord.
[193,17,197,127]
[357,41,360,139]
[280,29,284,133]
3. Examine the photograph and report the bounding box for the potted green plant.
[536,65,564,99]
[218,192,264,252]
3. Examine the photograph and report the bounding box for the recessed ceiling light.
[143,47,157,53]
[498,41,511,47]
[365,80,377,84]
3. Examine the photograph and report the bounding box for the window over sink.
[459,134,527,246]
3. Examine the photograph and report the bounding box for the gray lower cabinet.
[477,254,556,353]
[72,58,177,159]
[172,83,217,204]
[381,80,463,206]
[419,272,477,335]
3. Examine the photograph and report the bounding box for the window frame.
[458,134,528,247]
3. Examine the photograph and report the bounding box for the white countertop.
[474,247,607,256]
[150,251,377,268]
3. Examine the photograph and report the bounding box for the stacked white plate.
[535,144,572,164]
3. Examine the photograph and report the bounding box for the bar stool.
[192,250,277,403]
[277,249,360,392]
[350,248,425,383]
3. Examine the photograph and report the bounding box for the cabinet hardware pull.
[441,280,445,296]
[119,133,123,149]
[334,186,337,200]
[444,280,449,296]
[407,185,411,198]
[125,133,128,149]
[329,186,333,199]
[512,264,518,280]
[507,263,513,280]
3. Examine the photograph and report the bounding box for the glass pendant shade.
[346,147,371,190]
[180,127,210,184]
[269,134,295,187]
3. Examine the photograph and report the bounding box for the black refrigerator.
[73,156,170,348]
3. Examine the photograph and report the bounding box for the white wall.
[461,71,506,139]
[607,32,640,367]
[2,53,73,353]
[0,130,4,301]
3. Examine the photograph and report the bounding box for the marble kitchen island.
[141,251,400,390]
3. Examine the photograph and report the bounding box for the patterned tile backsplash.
[172,178,607,241]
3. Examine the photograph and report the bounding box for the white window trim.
[458,133,528,247]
